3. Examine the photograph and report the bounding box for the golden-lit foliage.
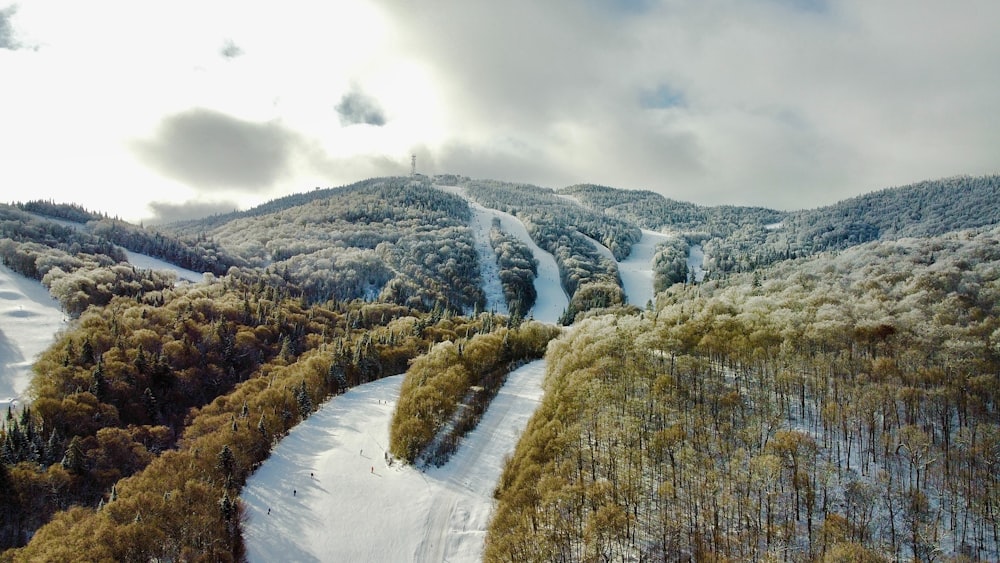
[486,227,1000,562]
[2,268,500,558]
[390,320,560,466]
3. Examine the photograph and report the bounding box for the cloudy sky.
[1,1,997,223]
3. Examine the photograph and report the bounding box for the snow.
[435,184,568,324]
[687,243,707,282]
[618,230,676,308]
[243,360,546,563]
[581,228,685,307]
[0,264,65,411]
[466,204,510,317]
[121,250,205,284]
[22,212,207,284]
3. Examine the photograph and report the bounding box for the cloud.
[369,0,1000,209]
[131,108,299,192]
[335,88,386,127]
[335,87,386,127]
[304,149,407,183]
[219,38,243,58]
[0,4,21,50]
[144,199,241,225]
[433,140,565,188]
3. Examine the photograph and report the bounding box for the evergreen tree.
[43,428,63,466]
[217,444,235,481]
[89,360,108,402]
[296,381,312,418]
[61,436,86,474]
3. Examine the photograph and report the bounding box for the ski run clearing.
[242,360,546,563]
[1,199,679,561]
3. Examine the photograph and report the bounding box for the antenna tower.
[410,154,416,177]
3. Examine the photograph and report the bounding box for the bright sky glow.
[2,0,998,223]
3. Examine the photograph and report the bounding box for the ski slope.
[0,265,65,411]
[436,184,568,325]
[243,188,676,562]
[584,229,677,308]
[243,360,546,562]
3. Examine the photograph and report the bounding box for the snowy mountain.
[2,173,999,561]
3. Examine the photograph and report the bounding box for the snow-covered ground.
[23,213,206,285]
[0,265,65,411]
[243,360,546,562]
[687,243,707,282]
[121,250,205,284]
[466,204,510,317]
[581,228,684,307]
[618,230,676,308]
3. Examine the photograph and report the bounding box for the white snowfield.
[620,230,677,307]
[583,229,677,309]
[243,360,546,563]
[0,264,65,411]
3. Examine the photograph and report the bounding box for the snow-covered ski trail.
[582,228,676,308]
[618,229,676,308]
[0,264,64,410]
[435,184,568,324]
[243,360,547,562]
[414,360,546,561]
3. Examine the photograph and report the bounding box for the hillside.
[567,174,1000,278]
[487,224,1000,562]
[1,173,999,560]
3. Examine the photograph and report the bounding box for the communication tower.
[410,154,416,177]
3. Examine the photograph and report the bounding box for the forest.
[567,175,1000,280]
[2,173,999,561]
[485,224,1000,562]
[0,265,533,560]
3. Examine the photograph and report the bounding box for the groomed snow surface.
[243,361,546,563]
[0,264,65,411]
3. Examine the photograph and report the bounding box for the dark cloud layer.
[145,199,241,225]
[131,108,297,192]
[335,88,386,127]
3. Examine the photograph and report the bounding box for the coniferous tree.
[61,436,86,475]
